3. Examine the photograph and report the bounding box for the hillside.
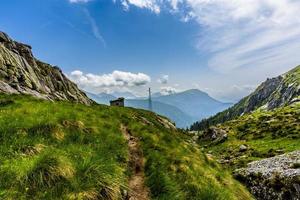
[0,94,252,200]
[191,66,300,131]
[0,31,91,105]
[192,102,300,199]
[196,103,300,168]
[188,66,300,199]
[190,87,300,199]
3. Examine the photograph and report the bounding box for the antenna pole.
[148,87,153,111]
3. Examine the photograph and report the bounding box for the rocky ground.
[234,151,300,200]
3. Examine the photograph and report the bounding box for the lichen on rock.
[234,151,300,200]
[0,31,92,105]
[199,126,228,144]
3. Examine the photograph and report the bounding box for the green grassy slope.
[198,103,300,169]
[0,94,252,200]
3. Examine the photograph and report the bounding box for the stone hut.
[110,97,125,107]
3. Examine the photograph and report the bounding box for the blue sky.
[1,0,300,101]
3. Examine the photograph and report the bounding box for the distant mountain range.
[126,99,195,128]
[152,89,232,119]
[87,89,232,128]
[85,92,115,105]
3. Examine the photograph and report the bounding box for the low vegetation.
[197,103,300,169]
[0,94,252,200]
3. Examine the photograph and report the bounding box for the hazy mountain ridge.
[191,65,300,131]
[0,31,92,105]
[126,99,196,128]
[153,89,232,119]
[86,91,116,105]
[88,89,231,128]
[86,92,196,128]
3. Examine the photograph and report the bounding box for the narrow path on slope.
[120,124,150,200]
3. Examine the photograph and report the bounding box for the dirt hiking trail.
[120,124,150,200]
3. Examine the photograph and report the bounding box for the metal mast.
[148,88,153,111]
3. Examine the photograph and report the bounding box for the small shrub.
[28,124,56,137]
[26,154,74,190]
[269,172,284,190]
[0,99,14,107]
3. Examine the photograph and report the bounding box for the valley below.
[86,89,232,128]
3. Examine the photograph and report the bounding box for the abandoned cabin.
[110,97,125,107]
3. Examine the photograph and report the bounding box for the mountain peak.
[159,88,221,104]
[183,89,209,95]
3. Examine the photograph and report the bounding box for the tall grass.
[0,94,127,199]
[124,111,252,200]
[0,94,252,199]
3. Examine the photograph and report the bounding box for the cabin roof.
[110,97,125,103]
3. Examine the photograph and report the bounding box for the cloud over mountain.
[160,86,178,95]
[69,70,151,91]
[157,75,169,84]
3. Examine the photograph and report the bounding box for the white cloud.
[69,70,151,90]
[157,75,169,84]
[190,0,300,73]
[113,0,300,100]
[69,0,92,3]
[160,86,178,95]
[113,0,300,73]
[116,0,160,13]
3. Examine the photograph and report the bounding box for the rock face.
[234,151,300,200]
[239,144,248,152]
[245,77,283,111]
[200,126,228,144]
[0,31,92,105]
